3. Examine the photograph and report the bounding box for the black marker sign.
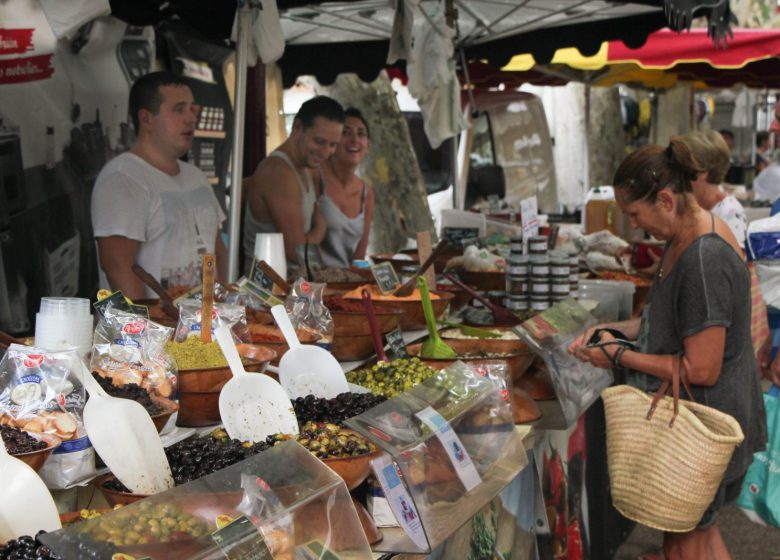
[371,262,400,294]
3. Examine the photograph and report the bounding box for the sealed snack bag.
[284,279,334,350]
[174,299,250,343]
[91,309,177,398]
[0,345,95,488]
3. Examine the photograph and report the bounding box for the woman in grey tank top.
[319,109,375,267]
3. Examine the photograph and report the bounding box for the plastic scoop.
[215,326,299,442]
[78,360,173,495]
[417,276,458,359]
[0,440,61,543]
[271,305,349,399]
[444,273,520,326]
[362,288,389,362]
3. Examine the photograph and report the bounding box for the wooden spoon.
[131,264,178,319]
[201,254,216,343]
[393,239,450,297]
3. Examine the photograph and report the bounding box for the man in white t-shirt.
[91,72,227,299]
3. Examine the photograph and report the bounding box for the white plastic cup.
[39,297,90,317]
[34,312,94,354]
[254,233,286,281]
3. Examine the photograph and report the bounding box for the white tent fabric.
[38,0,110,40]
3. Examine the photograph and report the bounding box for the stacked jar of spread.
[569,251,580,298]
[505,235,529,312]
[549,251,571,302]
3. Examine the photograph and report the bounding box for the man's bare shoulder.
[249,156,300,200]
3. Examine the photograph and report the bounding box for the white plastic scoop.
[0,440,61,543]
[78,360,173,494]
[271,305,349,399]
[215,326,299,442]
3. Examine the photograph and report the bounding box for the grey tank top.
[319,178,367,267]
[243,150,317,270]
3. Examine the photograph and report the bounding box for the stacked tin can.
[505,235,529,313]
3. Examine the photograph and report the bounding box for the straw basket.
[602,384,744,532]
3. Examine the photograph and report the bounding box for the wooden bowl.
[323,447,385,491]
[176,355,270,427]
[95,474,149,507]
[150,396,179,433]
[247,325,319,365]
[436,283,476,312]
[405,338,535,379]
[332,334,376,361]
[330,306,402,336]
[516,360,556,400]
[370,291,455,330]
[12,432,61,472]
[454,270,506,291]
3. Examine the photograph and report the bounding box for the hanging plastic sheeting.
[405,3,466,149]
[231,0,285,65]
[386,0,419,65]
[38,0,110,39]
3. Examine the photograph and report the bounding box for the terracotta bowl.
[95,474,149,507]
[406,338,535,379]
[59,509,111,526]
[332,334,377,362]
[512,387,543,424]
[454,270,507,292]
[516,360,556,400]
[150,396,179,433]
[11,432,61,472]
[176,350,272,427]
[323,447,385,491]
[436,283,477,312]
[330,307,403,337]
[247,325,319,365]
[367,291,455,330]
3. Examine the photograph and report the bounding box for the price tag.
[371,262,400,294]
[248,258,274,292]
[520,196,540,251]
[237,278,283,307]
[371,453,428,551]
[443,227,479,247]
[384,327,408,360]
[211,515,273,560]
[415,406,482,491]
[93,291,132,319]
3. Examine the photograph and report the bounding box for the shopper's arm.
[567,317,641,354]
[214,233,228,284]
[96,235,146,300]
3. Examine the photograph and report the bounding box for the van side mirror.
[467,164,505,201]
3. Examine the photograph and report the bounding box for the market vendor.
[568,139,766,560]
[242,96,344,270]
[91,71,227,300]
[319,107,374,267]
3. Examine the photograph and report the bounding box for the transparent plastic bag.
[284,279,334,349]
[174,299,250,343]
[0,345,95,489]
[91,309,177,398]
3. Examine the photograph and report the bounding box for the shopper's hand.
[568,325,604,355]
[758,337,772,378]
[635,250,661,278]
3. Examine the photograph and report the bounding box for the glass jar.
[549,252,570,277]
[509,235,524,253]
[507,255,529,276]
[530,254,550,276]
[506,274,529,296]
[551,278,571,295]
[506,295,529,311]
[530,276,550,295]
[530,295,550,311]
[528,235,549,254]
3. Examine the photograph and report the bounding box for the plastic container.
[578,279,635,321]
[39,297,90,317]
[34,297,94,354]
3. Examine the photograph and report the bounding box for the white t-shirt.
[711,194,747,248]
[753,162,780,202]
[91,153,225,297]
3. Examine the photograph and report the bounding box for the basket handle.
[646,356,695,428]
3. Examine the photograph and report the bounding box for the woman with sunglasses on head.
[568,138,766,560]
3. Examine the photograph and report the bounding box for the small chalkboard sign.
[443,227,479,247]
[248,258,274,292]
[371,262,400,294]
[211,515,273,560]
[385,327,409,360]
[93,291,132,319]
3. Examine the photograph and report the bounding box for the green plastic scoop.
[418,276,458,359]
[440,321,501,339]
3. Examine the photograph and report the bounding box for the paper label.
[371,262,400,294]
[210,515,272,559]
[415,407,482,491]
[237,277,283,307]
[371,454,428,550]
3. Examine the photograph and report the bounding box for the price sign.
[443,227,479,247]
[93,291,132,319]
[371,453,428,551]
[384,327,408,360]
[520,196,539,251]
[248,258,274,292]
[371,262,400,294]
[237,278,283,307]
[211,515,273,560]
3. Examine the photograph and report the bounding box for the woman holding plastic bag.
[568,139,767,560]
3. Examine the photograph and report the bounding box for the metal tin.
[528,235,549,254]
[529,254,550,276]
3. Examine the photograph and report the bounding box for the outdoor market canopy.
[498,28,780,90]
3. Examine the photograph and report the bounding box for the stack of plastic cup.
[254,233,287,281]
[34,297,94,356]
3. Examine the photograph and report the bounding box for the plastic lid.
[39,297,91,316]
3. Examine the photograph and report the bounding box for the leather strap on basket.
[646,356,695,428]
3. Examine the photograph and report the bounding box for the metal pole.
[583,79,591,196]
[227,2,252,282]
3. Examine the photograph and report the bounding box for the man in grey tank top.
[243,96,345,271]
